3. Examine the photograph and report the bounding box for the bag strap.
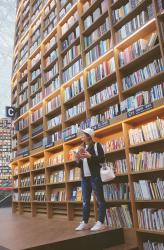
[94,142,98,156]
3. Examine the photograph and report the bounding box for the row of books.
[62,26,80,51]
[45,49,58,67]
[20,103,29,116]
[137,208,164,231]
[143,240,164,250]
[20,192,31,202]
[44,0,56,16]
[51,189,66,202]
[59,0,77,20]
[90,82,118,107]
[46,95,61,114]
[44,10,57,37]
[116,4,154,42]
[32,139,43,150]
[103,183,129,201]
[32,124,43,137]
[122,58,164,91]
[121,83,164,113]
[20,163,30,173]
[103,137,125,152]
[157,0,164,13]
[34,174,45,185]
[20,80,28,93]
[19,89,28,105]
[47,114,62,129]
[133,178,164,200]
[48,153,64,167]
[87,58,116,87]
[21,177,30,187]
[31,52,41,68]
[50,170,65,183]
[84,17,110,48]
[30,29,41,55]
[61,10,79,35]
[44,76,60,97]
[106,205,132,228]
[63,45,81,68]
[64,76,84,102]
[31,91,42,107]
[31,107,43,123]
[85,39,112,66]
[31,67,41,81]
[69,167,81,181]
[44,36,57,53]
[119,33,158,67]
[130,152,164,172]
[83,0,108,30]
[105,160,128,175]
[33,158,44,170]
[31,79,41,95]
[71,186,82,201]
[67,147,78,161]
[63,58,82,82]
[128,118,164,145]
[66,101,86,119]
[34,191,46,201]
[45,63,58,82]
[45,131,63,145]
[112,0,144,25]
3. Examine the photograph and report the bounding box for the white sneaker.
[90,221,106,231]
[75,221,90,231]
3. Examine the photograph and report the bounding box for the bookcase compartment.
[20,202,32,214]
[32,202,47,217]
[137,231,164,250]
[48,202,68,219]
[68,202,95,221]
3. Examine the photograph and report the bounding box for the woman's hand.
[80,151,91,159]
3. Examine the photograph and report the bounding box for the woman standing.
[75,128,106,231]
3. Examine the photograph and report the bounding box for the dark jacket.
[77,142,105,177]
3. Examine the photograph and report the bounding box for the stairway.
[0,191,12,208]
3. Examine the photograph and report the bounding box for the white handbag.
[94,143,115,182]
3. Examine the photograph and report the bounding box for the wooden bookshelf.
[12,0,164,249]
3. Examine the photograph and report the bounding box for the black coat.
[77,142,105,177]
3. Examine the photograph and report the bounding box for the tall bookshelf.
[12,0,164,249]
[0,118,12,187]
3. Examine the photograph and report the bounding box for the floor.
[0,208,123,250]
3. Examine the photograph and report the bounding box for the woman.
[75,128,106,231]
